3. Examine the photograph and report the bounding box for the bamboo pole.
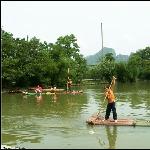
[101,22,104,60]
[67,68,69,91]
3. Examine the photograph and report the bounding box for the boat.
[28,87,65,92]
[41,88,65,92]
[63,90,83,95]
[22,91,41,96]
[46,90,83,95]
[8,89,23,93]
[86,113,150,127]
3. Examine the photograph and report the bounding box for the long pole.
[101,22,104,60]
[67,68,69,91]
[95,77,114,120]
[68,68,70,79]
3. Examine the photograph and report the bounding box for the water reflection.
[2,132,41,146]
[36,95,43,105]
[2,81,150,149]
[52,93,58,102]
[2,116,42,147]
[97,136,106,147]
[23,95,28,99]
[87,124,117,149]
[105,126,117,149]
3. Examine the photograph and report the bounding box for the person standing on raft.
[103,76,117,123]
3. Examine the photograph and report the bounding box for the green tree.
[136,47,150,80]
[94,53,116,83]
[2,29,87,88]
[115,62,128,82]
[50,34,87,86]
[127,47,150,81]
[105,53,115,62]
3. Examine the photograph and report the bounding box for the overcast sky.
[1,1,150,56]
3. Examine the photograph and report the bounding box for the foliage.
[115,62,128,82]
[2,28,149,89]
[1,29,87,88]
[127,47,150,81]
[88,53,116,83]
[86,47,150,83]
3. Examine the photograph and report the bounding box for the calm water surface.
[2,81,150,149]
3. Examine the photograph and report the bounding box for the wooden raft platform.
[86,114,150,127]
[42,88,64,92]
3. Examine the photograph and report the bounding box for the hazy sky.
[1,1,150,56]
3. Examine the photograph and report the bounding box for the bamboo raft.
[86,114,150,127]
[8,90,23,93]
[42,88,65,92]
[46,90,83,95]
[28,87,65,92]
[22,91,41,96]
[22,90,83,96]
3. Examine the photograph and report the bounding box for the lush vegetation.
[87,47,150,83]
[2,29,87,88]
[2,28,150,89]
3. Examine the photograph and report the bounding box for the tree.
[2,29,87,88]
[104,53,115,62]
[94,53,116,83]
[127,47,150,81]
[115,62,128,82]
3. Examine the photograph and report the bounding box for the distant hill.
[115,54,129,62]
[85,47,129,65]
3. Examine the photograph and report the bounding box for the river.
[1,81,150,149]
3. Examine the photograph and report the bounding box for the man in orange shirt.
[103,76,117,122]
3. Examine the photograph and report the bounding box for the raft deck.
[43,89,64,92]
[86,114,150,127]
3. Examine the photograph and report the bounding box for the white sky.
[1,1,150,56]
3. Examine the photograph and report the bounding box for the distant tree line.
[2,29,87,89]
[2,28,150,89]
[86,47,150,83]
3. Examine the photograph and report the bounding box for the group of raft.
[9,78,83,95]
[21,84,83,96]
[22,89,83,96]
